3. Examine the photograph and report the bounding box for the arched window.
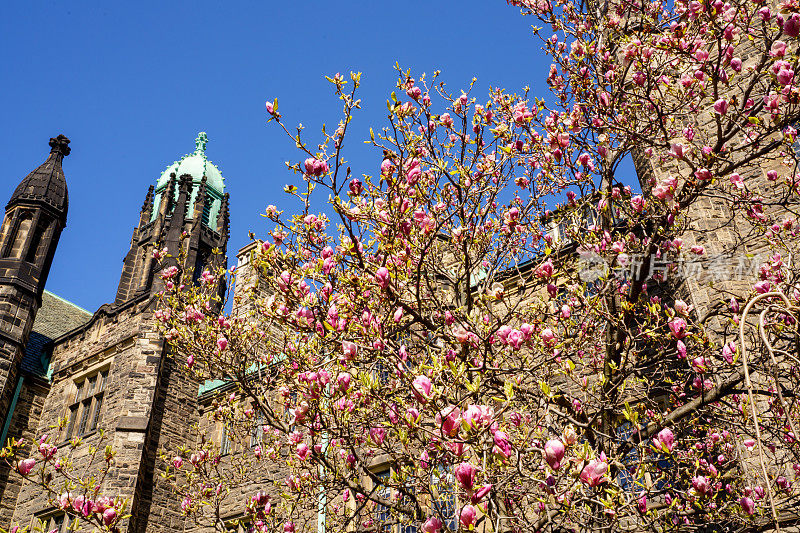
[4,212,33,258]
[25,216,50,264]
[0,214,12,250]
[202,196,213,226]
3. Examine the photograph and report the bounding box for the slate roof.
[9,135,70,215]
[22,290,91,378]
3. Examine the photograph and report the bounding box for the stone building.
[0,133,230,532]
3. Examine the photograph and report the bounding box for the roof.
[9,135,70,216]
[151,132,225,227]
[22,290,92,378]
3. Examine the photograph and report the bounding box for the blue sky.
[1,1,550,312]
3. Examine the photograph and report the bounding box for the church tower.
[115,132,229,305]
[0,135,69,437]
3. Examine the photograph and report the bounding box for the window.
[35,512,68,533]
[432,468,457,532]
[616,422,642,493]
[220,422,232,456]
[192,247,211,285]
[0,214,12,251]
[66,369,108,440]
[374,360,392,385]
[369,468,426,533]
[202,196,213,226]
[251,410,265,448]
[5,212,32,258]
[25,216,50,264]
[225,517,255,533]
[617,418,672,493]
[374,469,393,533]
[283,391,297,431]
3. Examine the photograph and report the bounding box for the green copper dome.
[152,132,225,227]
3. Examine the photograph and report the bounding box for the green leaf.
[623,401,634,422]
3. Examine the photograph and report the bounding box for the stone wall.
[0,376,49,525]
[9,297,164,531]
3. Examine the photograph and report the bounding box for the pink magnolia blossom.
[770,41,787,58]
[692,476,712,496]
[472,484,492,503]
[412,375,432,402]
[460,505,477,529]
[668,143,685,159]
[422,517,443,533]
[506,328,524,349]
[17,458,35,476]
[691,356,708,373]
[785,13,800,36]
[435,406,462,436]
[452,325,475,345]
[265,100,275,114]
[668,317,688,339]
[337,372,352,391]
[722,342,736,364]
[695,168,713,181]
[103,507,118,526]
[713,99,729,114]
[463,404,494,429]
[740,496,756,515]
[536,259,554,278]
[375,267,390,288]
[217,336,228,351]
[296,443,310,460]
[754,280,771,293]
[341,341,357,361]
[777,68,794,86]
[493,430,512,458]
[677,340,687,359]
[544,439,566,470]
[455,462,478,491]
[580,456,608,487]
[653,428,675,452]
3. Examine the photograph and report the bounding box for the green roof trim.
[43,289,92,316]
[198,378,230,397]
[196,356,288,397]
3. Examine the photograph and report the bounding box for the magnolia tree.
[7,0,800,531]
